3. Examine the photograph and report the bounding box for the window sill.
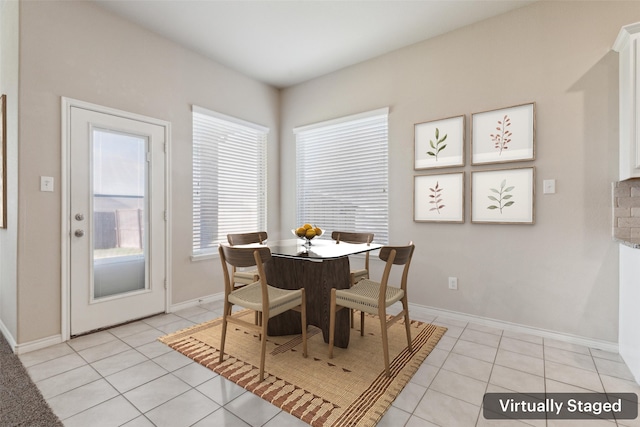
[191,252,219,262]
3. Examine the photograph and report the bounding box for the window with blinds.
[294,108,389,244]
[192,106,268,256]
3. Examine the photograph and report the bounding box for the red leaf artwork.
[489,115,512,155]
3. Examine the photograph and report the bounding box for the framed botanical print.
[414,172,464,223]
[471,167,535,224]
[471,103,535,165]
[414,115,465,170]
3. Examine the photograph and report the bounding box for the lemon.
[314,227,322,237]
[303,223,313,230]
[305,229,316,239]
[296,227,306,237]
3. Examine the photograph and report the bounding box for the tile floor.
[19,301,640,427]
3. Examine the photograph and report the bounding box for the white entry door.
[69,104,167,336]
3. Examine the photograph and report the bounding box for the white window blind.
[294,108,389,244]
[192,106,268,255]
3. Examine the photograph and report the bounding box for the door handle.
[75,213,84,221]
[74,229,85,238]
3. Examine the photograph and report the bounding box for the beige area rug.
[159,310,447,426]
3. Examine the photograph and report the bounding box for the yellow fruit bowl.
[292,224,324,245]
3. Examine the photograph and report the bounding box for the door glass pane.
[92,129,148,299]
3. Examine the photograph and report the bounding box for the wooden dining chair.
[227,231,268,288]
[218,244,308,382]
[331,231,374,327]
[328,242,415,377]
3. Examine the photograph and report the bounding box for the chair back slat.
[379,244,414,265]
[331,231,374,245]
[220,244,272,268]
[227,231,268,246]
[377,243,415,300]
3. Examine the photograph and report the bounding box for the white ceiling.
[93,0,535,88]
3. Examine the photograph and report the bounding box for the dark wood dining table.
[260,238,382,348]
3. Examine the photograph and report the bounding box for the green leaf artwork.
[426,128,448,161]
[487,179,515,213]
[490,115,512,155]
[429,181,445,214]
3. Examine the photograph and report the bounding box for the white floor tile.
[18,342,75,367]
[489,365,545,394]
[108,320,156,338]
[172,362,218,387]
[544,346,597,372]
[47,379,119,420]
[442,352,494,382]
[35,364,101,399]
[378,406,412,427]
[263,409,311,427]
[223,390,281,426]
[459,328,502,348]
[545,360,604,392]
[392,381,427,413]
[77,339,132,364]
[196,376,247,406]
[120,328,165,348]
[26,352,88,382]
[499,337,543,359]
[413,389,480,427]
[91,348,148,377]
[452,339,498,363]
[28,304,640,427]
[430,369,488,406]
[191,408,251,427]
[105,359,169,393]
[68,330,118,352]
[594,356,636,381]
[145,389,219,427]
[62,395,141,427]
[123,374,191,413]
[494,348,545,377]
[152,348,194,372]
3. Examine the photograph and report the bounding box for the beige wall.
[280,1,639,342]
[9,0,639,346]
[16,1,280,344]
[0,0,20,340]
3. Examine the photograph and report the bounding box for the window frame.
[293,107,389,244]
[191,106,268,259]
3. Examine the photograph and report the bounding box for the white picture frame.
[414,115,465,170]
[472,103,535,165]
[471,167,535,224]
[414,172,465,223]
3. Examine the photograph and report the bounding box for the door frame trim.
[61,97,172,341]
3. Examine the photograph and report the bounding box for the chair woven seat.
[335,279,404,315]
[228,282,305,317]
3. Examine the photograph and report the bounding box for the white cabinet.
[614,23,640,181]
[619,244,640,385]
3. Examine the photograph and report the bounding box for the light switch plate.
[40,176,54,192]
[543,179,556,194]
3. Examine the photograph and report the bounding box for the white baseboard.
[0,319,17,352]
[169,292,224,313]
[10,296,618,355]
[14,334,63,355]
[409,303,619,354]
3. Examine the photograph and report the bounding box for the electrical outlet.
[448,277,458,290]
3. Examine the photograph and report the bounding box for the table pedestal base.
[265,255,351,348]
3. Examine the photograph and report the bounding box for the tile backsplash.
[613,179,640,240]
